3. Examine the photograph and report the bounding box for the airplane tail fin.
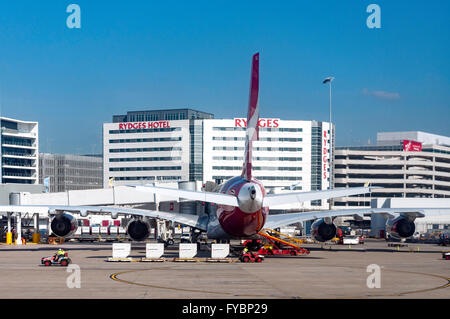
[241,53,260,181]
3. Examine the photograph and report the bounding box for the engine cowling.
[386,216,415,239]
[310,218,337,242]
[126,219,151,241]
[50,213,78,237]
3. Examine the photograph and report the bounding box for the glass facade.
[190,120,204,181]
[311,122,322,206]
[109,156,181,162]
[212,137,302,142]
[1,118,38,184]
[212,156,302,161]
[39,154,103,192]
[112,109,214,123]
[109,147,182,153]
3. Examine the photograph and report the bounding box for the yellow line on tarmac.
[110,269,274,297]
[109,266,449,299]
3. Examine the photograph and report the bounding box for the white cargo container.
[211,244,229,258]
[91,226,100,234]
[179,243,197,258]
[112,243,131,258]
[109,226,118,234]
[81,226,91,234]
[100,227,109,234]
[146,243,164,258]
[343,236,359,245]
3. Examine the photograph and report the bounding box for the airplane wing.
[265,208,450,229]
[0,205,208,231]
[130,185,239,207]
[262,187,377,207]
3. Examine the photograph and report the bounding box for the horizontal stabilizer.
[262,187,377,207]
[265,207,450,230]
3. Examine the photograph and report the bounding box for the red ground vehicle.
[258,246,309,256]
[41,252,71,267]
[242,229,310,257]
[239,252,264,263]
[443,251,450,260]
[258,229,310,256]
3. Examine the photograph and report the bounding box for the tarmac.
[0,239,448,299]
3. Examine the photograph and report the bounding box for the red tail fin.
[241,53,260,181]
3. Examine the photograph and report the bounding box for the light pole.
[323,77,334,206]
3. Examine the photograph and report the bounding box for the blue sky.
[0,1,448,154]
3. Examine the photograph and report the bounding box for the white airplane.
[1,53,448,243]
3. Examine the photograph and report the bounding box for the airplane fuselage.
[209,176,269,239]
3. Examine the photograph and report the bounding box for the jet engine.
[310,218,337,242]
[50,213,78,237]
[386,216,415,239]
[126,219,151,241]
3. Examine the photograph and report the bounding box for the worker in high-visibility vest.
[243,247,249,254]
[55,248,66,261]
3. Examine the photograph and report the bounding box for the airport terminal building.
[103,109,333,209]
[103,109,213,186]
[334,131,450,207]
[1,117,39,184]
[39,153,103,192]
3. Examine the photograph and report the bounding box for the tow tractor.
[243,229,310,256]
[443,251,450,260]
[239,251,264,263]
[41,252,71,267]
